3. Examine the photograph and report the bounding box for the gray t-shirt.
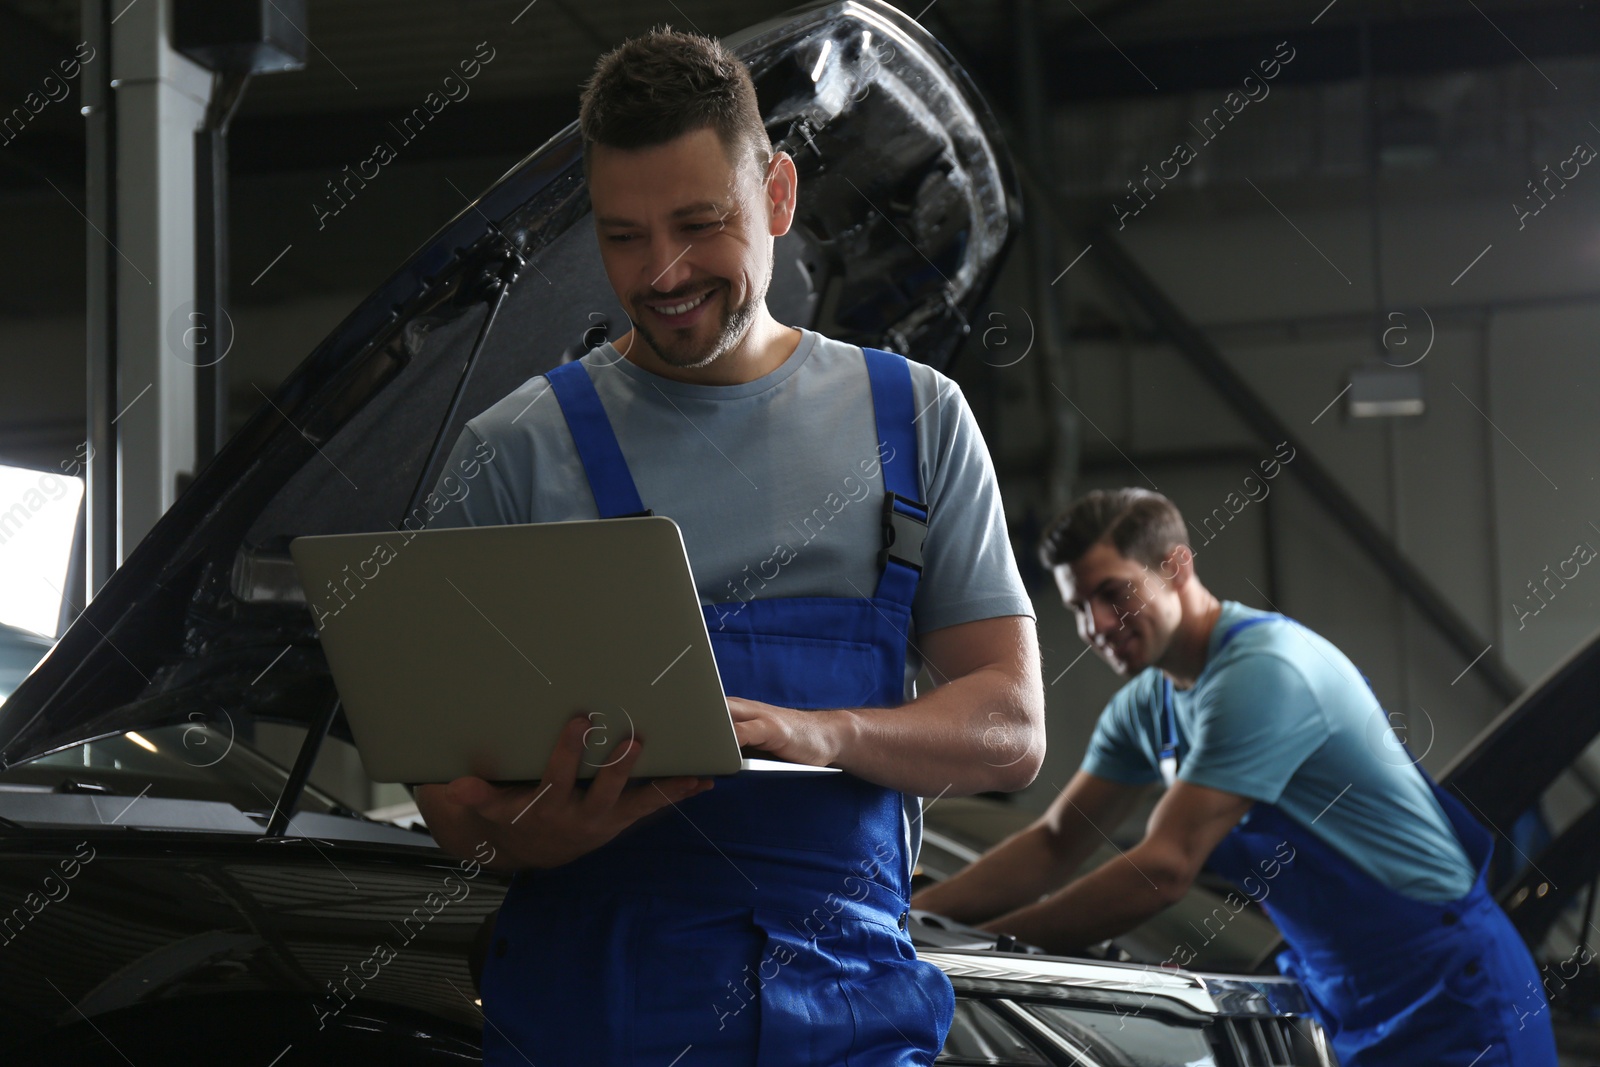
[431,327,1034,855]
[434,327,1033,663]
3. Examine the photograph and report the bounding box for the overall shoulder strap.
[544,361,646,518]
[861,347,927,606]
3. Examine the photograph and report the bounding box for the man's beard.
[631,256,771,370]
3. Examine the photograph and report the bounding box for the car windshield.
[0,722,350,825]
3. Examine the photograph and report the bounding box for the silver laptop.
[290,516,839,784]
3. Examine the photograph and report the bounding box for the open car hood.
[1442,625,1600,825]
[1440,624,1600,943]
[0,0,1019,766]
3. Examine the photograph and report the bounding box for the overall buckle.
[880,492,928,572]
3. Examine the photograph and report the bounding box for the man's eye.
[607,234,635,244]
[686,222,716,232]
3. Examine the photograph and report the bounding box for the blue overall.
[1179,615,1557,1066]
[477,348,956,1065]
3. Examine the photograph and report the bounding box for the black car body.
[0,0,1025,1058]
[8,0,1590,1062]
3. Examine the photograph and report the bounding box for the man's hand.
[721,616,1044,798]
[728,697,846,767]
[415,715,714,870]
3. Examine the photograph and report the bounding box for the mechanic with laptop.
[411,26,1044,1066]
[912,488,1557,1067]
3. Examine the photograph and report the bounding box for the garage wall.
[1487,305,1600,681]
[977,187,1600,817]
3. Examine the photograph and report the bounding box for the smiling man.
[412,25,1044,1066]
[913,488,1556,1067]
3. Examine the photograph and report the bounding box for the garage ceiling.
[0,0,1570,118]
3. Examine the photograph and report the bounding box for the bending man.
[913,487,1555,1067]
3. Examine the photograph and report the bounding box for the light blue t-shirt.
[430,327,1035,860]
[1082,601,1475,902]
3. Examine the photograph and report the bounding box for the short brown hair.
[578,25,772,183]
[1038,489,1190,572]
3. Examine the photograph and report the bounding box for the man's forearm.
[830,665,1043,795]
[912,822,1074,923]
[980,845,1183,954]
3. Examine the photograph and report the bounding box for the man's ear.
[1161,544,1195,589]
[1051,563,1071,604]
[767,151,797,236]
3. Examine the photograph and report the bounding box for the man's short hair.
[1038,489,1190,572]
[578,25,773,184]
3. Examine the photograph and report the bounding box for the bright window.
[0,462,83,638]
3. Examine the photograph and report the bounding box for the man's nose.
[646,234,694,294]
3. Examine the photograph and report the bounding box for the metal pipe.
[401,241,524,523]
[83,0,117,601]
[1011,0,1079,514]
[194,69,252,470]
